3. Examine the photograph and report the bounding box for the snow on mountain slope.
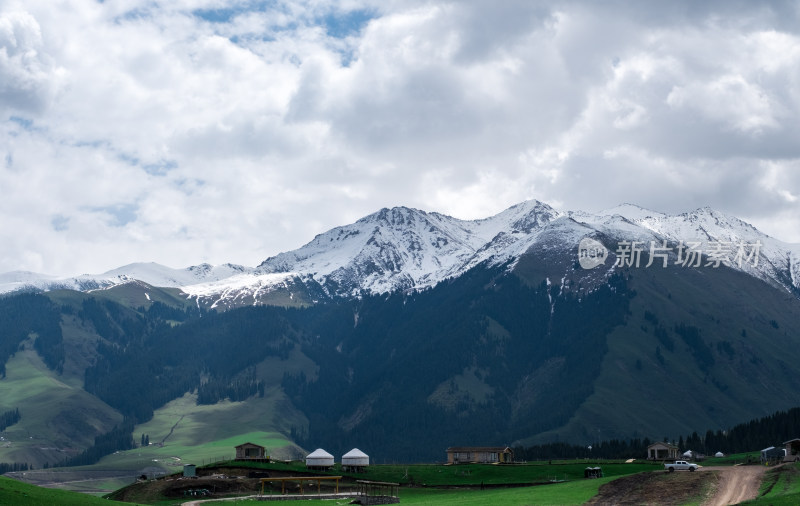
[586,206,800,294]
[181,271,298,309]
[101,262,253,287]
[256,200,561,296]
[2,201,798,302]
[597,203,667,221]
[0,271,63,293]
[0,262,252,295]
[0,270,117,294]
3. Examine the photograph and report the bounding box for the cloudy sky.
[2,0,799,276]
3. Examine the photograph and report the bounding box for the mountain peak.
[598,203,665,221]
[362,206,430,228]
[3,200,799,303]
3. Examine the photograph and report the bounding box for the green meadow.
[76,390,306,474]
[229,459,662,486]
[3,388,306,495]
[201,477,616,506]
[742,462,800,505]
[0,347,122,466]
[0,476,144,506]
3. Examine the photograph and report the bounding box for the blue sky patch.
[9,116,34,131]
[113,5,157,24]
[143,160,178,176]
[91,203,139,227]
[321,8,375,38]
[193,0,281,23]
[51,214,70,232]
[193,7,240,23]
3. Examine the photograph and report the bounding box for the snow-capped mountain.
[255,200,561,296]
[0,262,252,295]
[581,204,800,293]
[2,201,799,305]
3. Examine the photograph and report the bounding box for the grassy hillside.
[0,476,143,505]
[515,263,800,446]
[0,345,122,466]
[742,462,800,505]
[1,287,311,479]
[103,390,306,469]
[47,284,193,314]
[8,389,307,494]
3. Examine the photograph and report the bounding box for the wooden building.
[783,439,800,462]
[446,446,513,464]
[235,442,268,461]
[646,442,680,460]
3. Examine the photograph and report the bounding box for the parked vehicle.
[664,460,698,472]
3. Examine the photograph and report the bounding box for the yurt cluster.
[306,448,369,472]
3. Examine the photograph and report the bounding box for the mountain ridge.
[3,200,799,305]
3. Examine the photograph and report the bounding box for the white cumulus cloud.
[0,0,799,276]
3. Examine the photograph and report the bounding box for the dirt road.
[701,465,766,506]
[586,465,766,505]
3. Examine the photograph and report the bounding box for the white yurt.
[715,451,724,458]
[306,448,334,469]
[342,448,369,471]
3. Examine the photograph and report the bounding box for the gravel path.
[701,465,766,506]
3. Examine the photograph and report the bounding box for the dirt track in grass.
[700,465,765,506]
[585,465,766,506]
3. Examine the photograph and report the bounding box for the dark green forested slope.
[1,256,800,467]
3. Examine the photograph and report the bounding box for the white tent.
[306,448,334,468]
[682,450,693,458]
[342,448,369,468]
[715,452,724,458]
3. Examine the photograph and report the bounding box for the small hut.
[584,467,603,478]
[446,446,514,464]
[306,448,334,470]
[761,446,785,464]
[235,442,268,461]
[342,448,369,472]
[783,439,800,462]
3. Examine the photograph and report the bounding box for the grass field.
[0,476,145,505]
[701,451,761,466]
[741,462,800,505]
[104,459,662,505]
[214,459,661,486]
[372,460,657,485]
[200,477,616,506]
